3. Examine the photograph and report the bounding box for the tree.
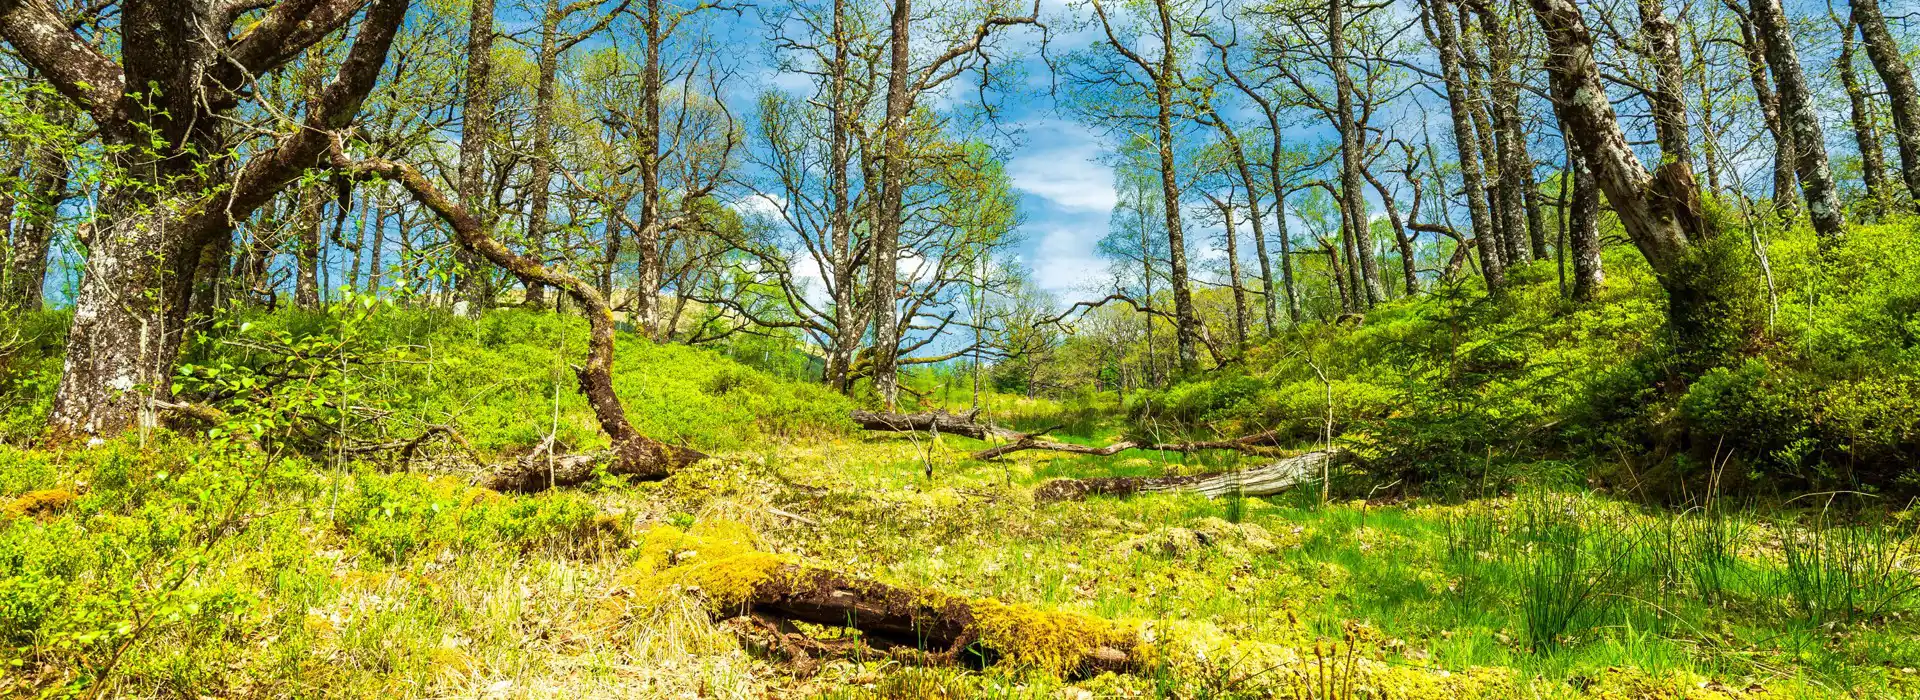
[1529,0,1733,353]
[1084,0,1203,372]
[1748,0,1845,245]
[1,0,409,436]
[1850,0,1920,204]
[1422,0,1505,292]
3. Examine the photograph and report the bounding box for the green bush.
[1137,218,1920,495]
[162,306,855,460]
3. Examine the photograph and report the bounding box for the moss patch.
[4,489,74,519]
[968,598,1136,675]
[624,520,790,612]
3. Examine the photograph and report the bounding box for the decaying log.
[971,429,1287,461]
[154,400,263,451]
[478,435,705,493]
[621,523,1143,677]
[1033,449,1349,503]
[851,408,1025,441]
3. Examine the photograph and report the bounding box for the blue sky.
[712,0,1127,298]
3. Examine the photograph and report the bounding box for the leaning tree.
[0,0,409,437]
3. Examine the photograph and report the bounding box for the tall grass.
[1776,512,1920,626]
[1676,506,1752,604]
[1513,495,1639,652]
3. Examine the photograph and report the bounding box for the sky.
[711,1,1129,299]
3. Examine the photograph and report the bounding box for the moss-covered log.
[1033,449,1349,503]
[851,408,1025,441]
[478,437,704,493]
[970,429,1290,461]
[614,521,1143,677]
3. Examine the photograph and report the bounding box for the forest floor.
[6,419,1920,698]
[4,309,1920,698]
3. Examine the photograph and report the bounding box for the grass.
[6,310,1920,697]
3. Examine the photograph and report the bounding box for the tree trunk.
[4,139,66,310]
[872,0,914,407]
[1851,0,1920,204]
[367,201,387,292]
[456,0,498,317]
[1213,120,1278,336]
[598,195,623,297]
[295,183,324,308]
[824,0,860,394]
[1034,450,1347,502]
[1750,0,1847,246]
[1476,0,1539,264]
[523,0,564,310]
[1425,0,1505,291]
[850,408,1024,441]
[1157,81,1199,369]
[1566,131,1603,302]
[635,0,666,337]
[1736,11,1797,217]
[1205,191,1249,352]
[1332,0,1385,306]
[628,525,1143,677]
[1269,147,1301,324]
[1839,16,1893,213]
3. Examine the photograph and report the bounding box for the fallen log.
[971,429,1287,461]
[1032,449,1349,503]
[613,521,1142,677]
[479,435,705,493]
[851,408,1025,441]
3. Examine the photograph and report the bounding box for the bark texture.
[1750,0,1847,245]
[1839,25,1893,212]
[1852,0,1920,203]
[1424,0,1504,291]
[1735,11,1797,216]
[455,0,498,315]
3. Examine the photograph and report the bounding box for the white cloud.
[1006,121,1116,212]
[1029,222,1110,293]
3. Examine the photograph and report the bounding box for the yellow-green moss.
[969,598,1134,676]
[5,489,74,519]
[622,520,790,612]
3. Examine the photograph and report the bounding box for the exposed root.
[477,434,705,493]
